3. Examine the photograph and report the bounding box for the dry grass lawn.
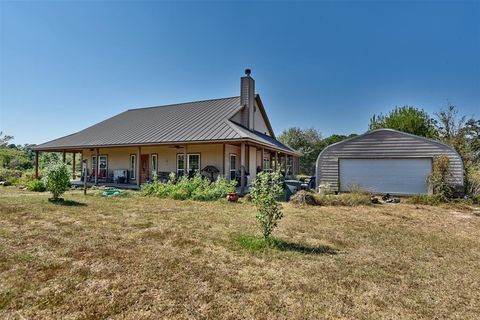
[1,187,479,319]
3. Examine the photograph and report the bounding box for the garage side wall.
[315,130,464,192]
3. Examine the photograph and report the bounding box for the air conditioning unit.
[113,169,128,182]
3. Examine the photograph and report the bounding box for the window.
[188,154,200,175]
[98,155,108,178]
[263,157,270,171]
[177,154,185,177]
[230,154,237,180]
[177,153,201,177]
[92,156,97,177]
[130,154,136,180]
[151,154,158,175]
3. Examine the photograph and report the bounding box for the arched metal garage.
[315,129,464,195]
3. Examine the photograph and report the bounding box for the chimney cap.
[244,69,251,76]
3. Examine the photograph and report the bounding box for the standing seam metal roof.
[33,96,298,154]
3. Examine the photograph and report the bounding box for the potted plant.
[227,192,239,202]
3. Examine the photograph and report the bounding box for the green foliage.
[141,172,236,201]
[0,147,32,170]
[321,134,358,146]
[235,234,337,254]
[465,165,480,203]
[408,195,442,206]
[278,127,356,175]
[0,168,22,184]
[28,179,46,192]
[249,171,284,240]
[16,170,39,186]
[428,155,455,201]
[43,162,71,200]
[435,104,480,167]
[369,106,438,138]
[278,127,323,175]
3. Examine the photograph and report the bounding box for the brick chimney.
[240,69,255,130]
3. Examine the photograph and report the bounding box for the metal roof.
[33,96,299,155]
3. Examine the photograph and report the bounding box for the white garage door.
[339,158,432,195]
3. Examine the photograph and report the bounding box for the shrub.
[16,170,38,186]
[141,172,236,201]
[290,190,317,205]
[28,179,46,192]
[428,155,455,201]
[465,166,480,204]
[408,194,441,206]
[43,162,70,200]
[249,171,284,241]
[314,192,371,206]
[0,168,22,184]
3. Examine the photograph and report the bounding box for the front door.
[140,154,149,183]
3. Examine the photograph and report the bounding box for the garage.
[339,158,432,194]
[316,129,464,195]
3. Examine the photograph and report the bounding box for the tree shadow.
[235,234,338,255]
[270,238,338,255]
[48,198,87,207]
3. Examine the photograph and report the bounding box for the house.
[32,70,301,192]
[315,129,464,195]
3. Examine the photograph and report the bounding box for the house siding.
[316,129,464,192]
[82,143,240,181]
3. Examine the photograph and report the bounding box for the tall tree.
[435,104,480,166]
[369,106,438,138]
[0,132,14,147]
[278,127,323,175]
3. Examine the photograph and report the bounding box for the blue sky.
[1,1,479,145]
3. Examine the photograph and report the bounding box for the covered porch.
[34,140,301,194]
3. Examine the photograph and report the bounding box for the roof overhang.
[32,138,301,156]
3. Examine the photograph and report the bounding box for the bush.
[249,171,284,241]
[0,168,22,184]
[43,162,70,200]
[28,179,46,192]
[465,166,480,204]
[141,172,237,201]
[408,194,441,206]
[290,190,317,205]
[289,190,371,206]
[16,170,38,186]
[428,155,455,201]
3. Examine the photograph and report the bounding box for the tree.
[435,104,480,166]
[43,162,70,201]
[278,127,323,175]
[369,106,438,138]
[321,133,358,147]
[249,171,284,241]
[0,132,14,147]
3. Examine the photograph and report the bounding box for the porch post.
[72,152,76,180]
[95,148,99,186]
[137,146,141,188]
[283,153,287,176]
[62,150,66,163]
[35,151,39,179]
[183,145,188,178]
[240,142,246,194]
[222,143,226,178]
[261,147,265,171]
[274,151,278,172]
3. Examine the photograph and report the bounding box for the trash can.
[284,180,300,201]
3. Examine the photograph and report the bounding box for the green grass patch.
[235,234,338,255]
